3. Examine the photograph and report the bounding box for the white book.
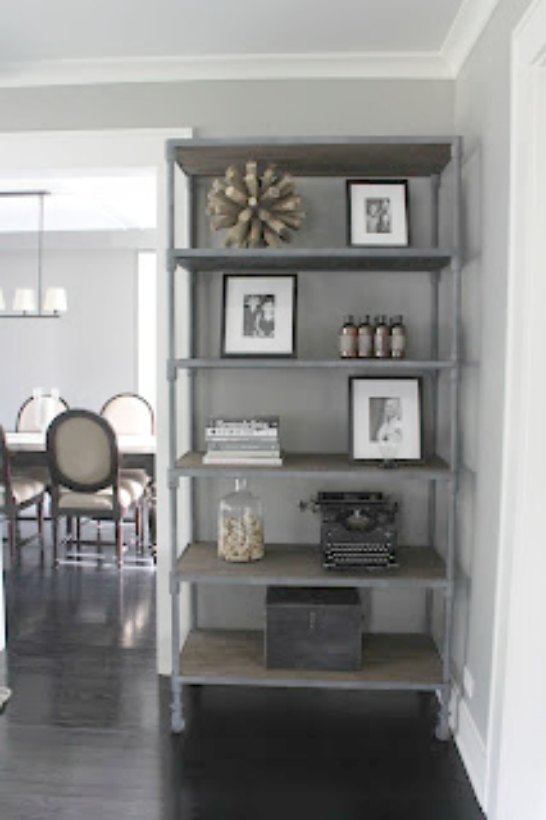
[205,450,281,458]
[202,453,283,466]
[205,428,279,438]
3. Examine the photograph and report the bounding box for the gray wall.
[192,173,454,632]
[454,0,533,741]
[0,242,139,425]
[0,78,454,137]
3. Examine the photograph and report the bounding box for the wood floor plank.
[0,541,484,820]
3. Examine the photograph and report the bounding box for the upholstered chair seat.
[0,475,46,507]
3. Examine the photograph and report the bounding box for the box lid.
[266,586,360,606]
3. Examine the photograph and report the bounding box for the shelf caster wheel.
[435,719,451,742]
[171,714,186,734]
[0,686,12,715]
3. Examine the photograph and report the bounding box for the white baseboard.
[450,685,487,811]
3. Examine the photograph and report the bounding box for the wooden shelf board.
[178,630,443,690]
[172,247,452,273]
[177,543,447,589]
[175,358,455,371]
[174,452,452,481]
[169,137,456,178]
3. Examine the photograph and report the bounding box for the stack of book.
[203,416,282,465]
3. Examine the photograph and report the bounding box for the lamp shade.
[0,289,5,311]
[43,287,68,314]
[13,288,37,313]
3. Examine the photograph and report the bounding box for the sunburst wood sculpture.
[206,161,305,248]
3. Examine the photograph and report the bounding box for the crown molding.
[0,2,505,89]
[0,51,452,88]
[442,0,502,74]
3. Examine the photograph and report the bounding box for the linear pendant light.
[1,190,68,318]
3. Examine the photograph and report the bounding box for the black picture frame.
[348,375,423,462]
[221,273,298,358]
[346,179,410,247]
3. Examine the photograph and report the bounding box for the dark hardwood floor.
[0,540,485,820]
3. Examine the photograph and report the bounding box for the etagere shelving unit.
[166,136,461,738]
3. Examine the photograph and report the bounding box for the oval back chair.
[100,393,154,436]
[46,410,145,568]
[16,394,69,433]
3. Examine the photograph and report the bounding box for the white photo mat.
[348,181,409,246]
[350,378,421,460]
[223,274,296,356]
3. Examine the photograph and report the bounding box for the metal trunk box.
[265,586,362,672]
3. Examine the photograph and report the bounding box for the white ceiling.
[0,0,500,84]
[1,0,462,60]
[0,173,157,232]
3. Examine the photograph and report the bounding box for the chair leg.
[136,502,145,555]
[115,520,123,569]
[149,489,156,550]
[52,514,59,567]
[141,498,148,554]
[76,517,82,553]
[37,498,45,558]
[8,514,17,565]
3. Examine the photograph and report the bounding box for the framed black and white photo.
[346,179,409,247]
[349,377,422,461]
[221,274,297,357]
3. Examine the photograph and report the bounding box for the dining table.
[6,431,156,476]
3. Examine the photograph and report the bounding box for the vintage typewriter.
[300,491,398,570]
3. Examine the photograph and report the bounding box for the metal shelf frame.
[174,358,455,371]
[166,135,462,740]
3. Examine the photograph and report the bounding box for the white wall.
[0,239,144,424]
[453,0,534,802]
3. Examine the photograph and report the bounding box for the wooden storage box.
[265,586,362,672]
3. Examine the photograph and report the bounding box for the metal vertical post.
[426,174,440,635]
[167,143,185,733]
[187,176,199,633]
[436,138,462,741]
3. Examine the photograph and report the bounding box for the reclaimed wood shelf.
[169,137,456,178]
[177,543,447,589]
[178,630,443,691]
[172,247,452,273]
[175,358,455,371]
[174,452,452,481]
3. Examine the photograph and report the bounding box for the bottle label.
[391,328,406,358]
[339,331,357,358]
[358,330,373,358]
[374,329,390,358]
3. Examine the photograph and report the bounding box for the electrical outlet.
[463,666,475,699]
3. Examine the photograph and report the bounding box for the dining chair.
[46,409,147,568]
[100,393,155,554]
[16,394,69,432]
[0,425,46,563]
[100,392,154,436]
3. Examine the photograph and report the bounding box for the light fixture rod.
[37,192,44,312]
[0,190,50,198]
